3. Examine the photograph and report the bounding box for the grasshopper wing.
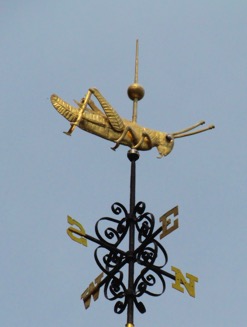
[51,94,78,123]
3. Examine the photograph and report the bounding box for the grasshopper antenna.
[173,123,215,139]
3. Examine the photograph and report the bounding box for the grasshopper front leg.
[64,90,92,136]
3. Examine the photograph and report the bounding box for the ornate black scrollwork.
[91,200,171,315]
[104,271,128,314]
[136,240,168,269]
[133,201,146,216]
[133,237,168,302]
[134,267,166,298]
[95,202,129,247]
[136,212,155,243]
[94,246,126,274]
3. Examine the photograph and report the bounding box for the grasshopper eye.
[166,134,173,142]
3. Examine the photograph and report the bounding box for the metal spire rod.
[126,149,140,327]
[128,39,145,123]
[134,40,139,84]
[132,40,139,123]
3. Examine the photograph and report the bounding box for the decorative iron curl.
[112,202,129,217]
[95,202,129,247]
[136,239,168,269]
[132,238,168,301]
[134,267,166,298]
[94,246,126,274]
[104,271,128,314]
[133,201,146,216]
[103,270,146,314]
[136,212,155,243]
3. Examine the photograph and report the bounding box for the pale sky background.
[1,1,247,326]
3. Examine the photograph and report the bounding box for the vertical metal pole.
[126,41,143,327]
[131,40,139,123]
[126,149,139,327]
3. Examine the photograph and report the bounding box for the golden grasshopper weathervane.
[50,41,214,158]
[51,41,214,327]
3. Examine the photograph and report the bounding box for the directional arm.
[67,215,126,256]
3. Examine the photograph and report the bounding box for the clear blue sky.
[1,1,246,326]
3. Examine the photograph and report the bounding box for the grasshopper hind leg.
[111,127,153,151]
[111,126,138,151]
[133,130,153,150]
[63,90,93,136]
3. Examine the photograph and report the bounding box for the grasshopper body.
[50,88,214,158]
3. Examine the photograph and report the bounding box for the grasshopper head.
[157,134,174,158]
[157,121,215,158]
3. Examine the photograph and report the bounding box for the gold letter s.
[67,215,88,246]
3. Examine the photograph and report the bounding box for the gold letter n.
[171,266,198,298]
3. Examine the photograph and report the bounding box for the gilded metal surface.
[81,273,104,309]
[159,206,179,239]
[67,215,87,246]
[50,88,214,158]
[127,83,145,101]
[51,39,214,157]
[171,266,199,298]
[127,40,144,103]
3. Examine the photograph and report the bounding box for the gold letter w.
[81,273,104,309]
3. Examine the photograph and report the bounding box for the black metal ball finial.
[127,149,140,162]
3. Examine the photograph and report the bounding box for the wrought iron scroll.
[92,198,170,315]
